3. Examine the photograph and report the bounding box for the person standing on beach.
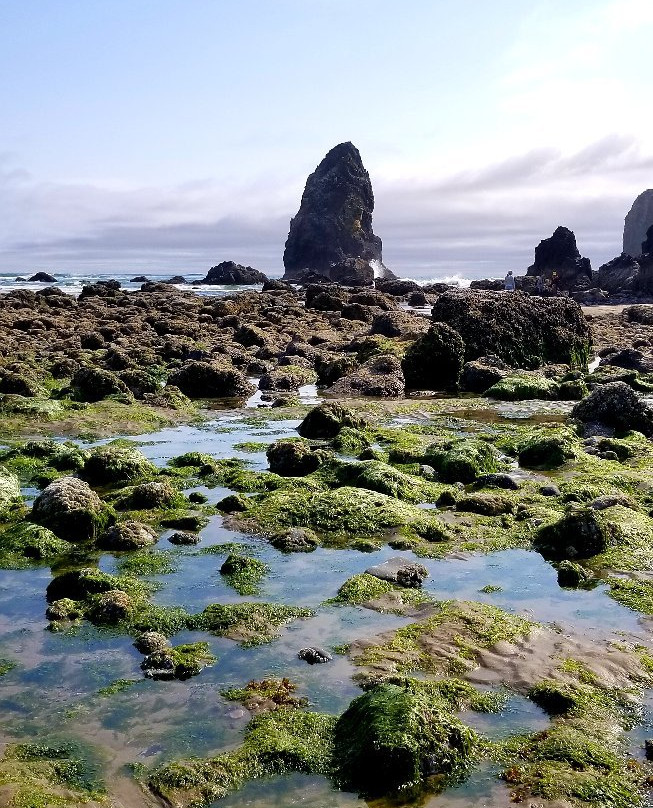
[550,271,559,295]
[504,271,515,291]
[536,274,544,295]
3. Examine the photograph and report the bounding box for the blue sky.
[2,0,653,278]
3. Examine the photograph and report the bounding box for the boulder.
[27,272,56,282]
[297,402,366,439]
[365,557,428,588]
[595,253,640,294]
[431,290,591,369]
[526,226,592,290]
[70,366,132,403]
[534,508,615,560]
[572,381,653,436]
[624,189,653,257]
[370,310,430,338]
[80,445,155,486]
[96,521,157,551]
[267,439,324,476]
[201,261,268,285]
[460,356,508,393]
[328,258,375,287]
[328,354,405,398]
[401,323,465,391]
[270,527,319,553]
[31,477,114,541]
[134,631,170,654]
[167,361,254,399]
[333,685,476,796]
[298,647,332,664]
[282,142,392,281]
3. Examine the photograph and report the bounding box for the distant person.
[536,274,545,295]
[504,271,515,291]
[550,271,559,295]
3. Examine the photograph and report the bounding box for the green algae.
[199,602,313,646]
[327,572,432,613]
[97,678,141,696]
[606,577,653,614]
[0,658,16,675]
[0,522,73,569]
[116,549,178,576]
[219,553,268,596]
[485,372,559,401]
[354,600,536,677]
[221,678,307,710]
[149,709,336,807]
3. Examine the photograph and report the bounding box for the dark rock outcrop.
[572,381,653,436]
[201,261,268,285]
[167,361,254,399]
[595,253,640,294]
[282,142,392,283]
[624,189,653,257]
[431,290,592,369]
[401,323,465,391]
[643,225,653,255]
[328,354,405,398]
[526,226,592,290]
[27,272,56,282]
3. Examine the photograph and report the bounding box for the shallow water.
[1,403,651,806]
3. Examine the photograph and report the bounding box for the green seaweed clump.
[333,684,478,797]
[79,443,157,486]
[149,709,336,806]
[334,460,441,503]
[424,438,500,484]
[222,678,307,712]
[0,522,73,568]
[328,573,431,613]
[219,553,268,595]
[199,602,313,646]
[142,641,216,680]
[485,372,559,401]
[517,430,577,469]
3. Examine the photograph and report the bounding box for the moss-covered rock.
[485,372,559,401]
[70,365,132,402]
[269,527,319,553]
[31,476,114,541]
[96,520,157,551]
[167,361,254,399]
[266,438,324,476]
[517,430,577,469]
[401,323,465,391]
[115,480,184,510]
[199,602,313,646]
[244,486,427,538]
[141,641,215,680]
[534,508,616,560]
[0,522,72,567]
[0,466,21,519]
[572,381,653,436]
[334,460,441,503]
[219,554,268,596]
[424,438,500,484]
[333,684,477,796]
[80,444,156,486]
[298,402,366,439]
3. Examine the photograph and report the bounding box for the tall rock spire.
[282,142,388,283]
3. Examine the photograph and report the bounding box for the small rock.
[298,647,332,664]
[365,557,428,589]
[168,531,200,545]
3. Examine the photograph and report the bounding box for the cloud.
[0,134,651,280]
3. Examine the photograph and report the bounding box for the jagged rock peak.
[526,226,592,291]
[624,189,653,257]
[282,142,391,284]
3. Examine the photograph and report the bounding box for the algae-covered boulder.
[46,567,124,603]
[167,361,254,399]
[333,684,476,796]
[70,366,132,402]
[88,589,134,624]
[269,527,319,553]
[31,477,114,541]
[80,445,156,486]
[335,460,440,503]
[517,431,577,469]
[141,642,215,679]
[298,402,366,439]
[117,480,182,510]
[401,323,465,391]
[431,290,591,369]
[424,439,499,484]
[327,354,405,398]
[247,486,426,537]
[266,439,324,476]
[455,493,514,516]
[572,381,653,436]
[534,508,616,560]
[0,467,21,518]
[0,522,72,564]
[96,520,157,551]
[485,372,559,401]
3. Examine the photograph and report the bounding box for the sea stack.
[282,142,393,285]
[624,190,653,257]
[525,226,592,291]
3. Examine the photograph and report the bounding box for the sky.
[2,0,653,280]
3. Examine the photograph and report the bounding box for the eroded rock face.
[201,261,268,285]
[624,189,653,257]
[282,142,391,283]
[526,226,592,290]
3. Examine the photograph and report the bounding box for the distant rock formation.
[642,224,653,255]
[28,272,56,282]
[623,190,653,257]
[202,261,268,285]
[282,142,393,285]
[525,226,592,290]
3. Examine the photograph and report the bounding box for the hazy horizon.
[3,1,653,278]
